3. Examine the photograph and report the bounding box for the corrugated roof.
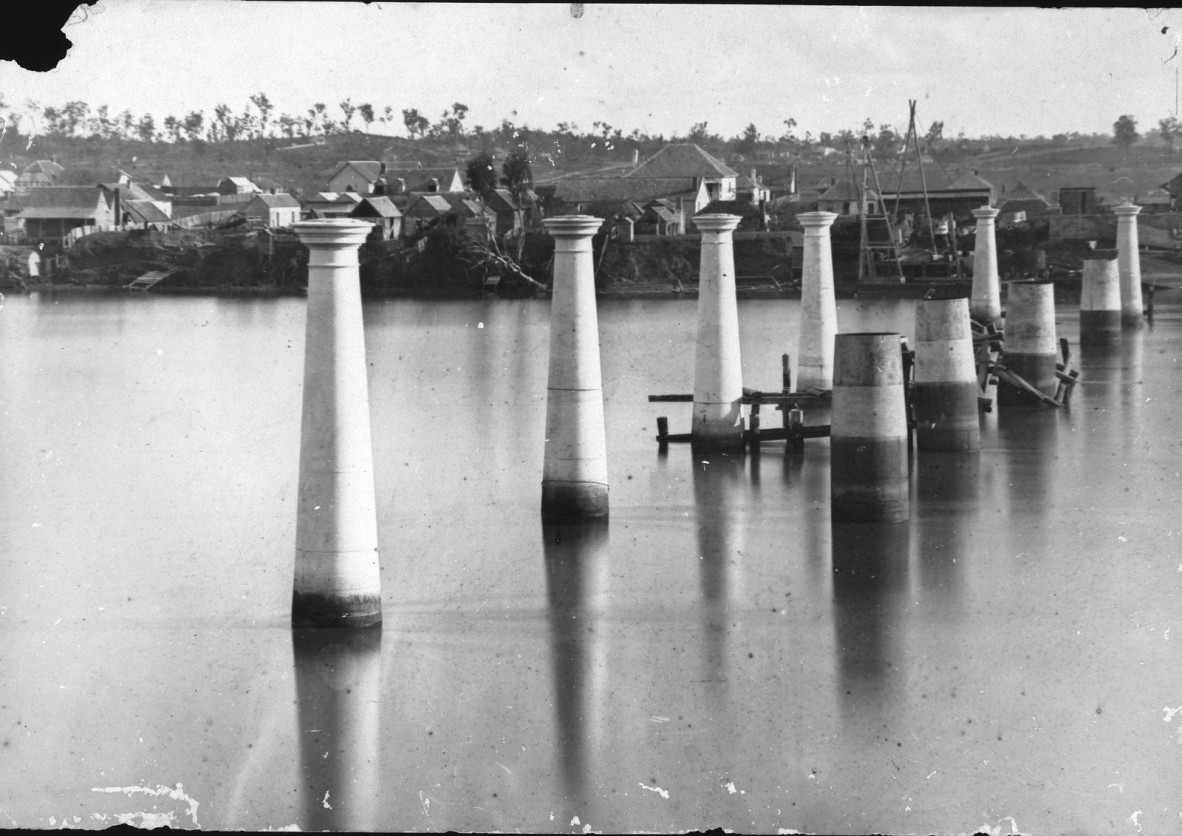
[998,182,1052,209]
[352,196,402,218]
[481,188,519,212]
[16,186,106,218]
[329,161,384,183]
[627,143,738,179]
[554,177,699,204]
[448,198,495,217]
[404,194,453,217]
[947,171,994,191]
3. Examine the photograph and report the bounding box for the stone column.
[970,206,1002,326]
[1080,250,1121,345]
[1113,201,1144,328]
[796,211,839,391]
[998,280,1058,408]
[541,216,609,521]
[691,213,745,450]
[291,219,382,628]
[912,296,981,452]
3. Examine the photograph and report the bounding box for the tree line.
[0,93,1175,161]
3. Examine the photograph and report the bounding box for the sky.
[3,2,1182,141]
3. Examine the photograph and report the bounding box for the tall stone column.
[1113,201,1144,328]
[291,220,382,628]
[691,213,745,450]
[796,211,838,391]
[970,206,1001,327]
[541,216,609,521]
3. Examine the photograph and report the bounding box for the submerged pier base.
[999,280,1058,408]
[541,215,610,521]
[291,220,382,628]
[1080,251,1122,345]
[912,296,980,452]
[831,333,910,523]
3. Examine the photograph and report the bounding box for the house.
[736,169,772,204]
[300,192,354,219]
[695,199,767,232]
[626,143,738,202]
[380,166,465,196]
[1139,186,1173,212]
[245,193,301,228]
[15,160,65,193]
[480,189,523,237]
[218,176,259,195]
[327,161,386,194]
[120,199,173,230]
[1057,186,1097,215]
[250,175,289,195]
[446,198,497,240]
[1157,172,1182,211]
[878,169,993,220]
[402,194,453,237]
[100,181,172,222]
[15,186,115,241]
[635,200,684,236]
[817,179,879,216]
[996,182,1055,223]
[551,176,709,233]
[350,196,402,240]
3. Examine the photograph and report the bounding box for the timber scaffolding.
[648,320,1080,453]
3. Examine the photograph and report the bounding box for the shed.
[350,196,402,240]
[245,193,302,228]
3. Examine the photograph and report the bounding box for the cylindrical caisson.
[541,215,610,521]
[999,280,1058,408]
[1112,202,1144,329]
[970,206,1002,327]
[796,211,839,391]
[1080,250,1122,345]
[291,220,382,628]
[912,297,981,451]
[691,213,745,450]
[831,333,910,522]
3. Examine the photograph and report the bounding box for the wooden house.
[16,186,115,241]
[402,194,453,237]
[350,196,402,240]
[218,176,259,195]
[245,193,302,228]
[480,189,523,237]
[446,198,497,240]
[626,143,738,203]
[15,160,65,193]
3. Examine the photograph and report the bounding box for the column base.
[1121,310,1145,329]
[1080,311,1122,344]
[292,591,383,628]
[831,436,910,523]
[913,381,982,452]
[542,480,609,522]
[998,353,1058,408]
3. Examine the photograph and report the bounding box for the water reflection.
[691,451,745,690]
[292,627,382,832]
[832,521,911,723]
[542,522,610,812]
[913,455,978,613]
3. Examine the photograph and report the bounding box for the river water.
[0,289,1178,833]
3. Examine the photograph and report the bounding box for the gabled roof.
[122,199,171,224]
[818,179,873,203]
[404,194,453,216]
[384,166,462,192]
[335,191,364,204]
[998,182,1052,208]
[878,167,952,194]
[481,188,519,212]
[250,193,301,209]
[352,196,402,218]
[554,176,700,204]
[946,171,994,192]
[696,200,763,218]
[627,143,738,179]
[448,198,495,218]
[329,161,384,183]
[24,160,64,176]
[250,175,287,190]
[101,182,169,203]
[220,176,258,188]
[16,186,106,218]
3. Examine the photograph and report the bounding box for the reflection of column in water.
[293,627,382,832]
[796,453,831,595]
[691,452,745,688]
[831,521,910,720]
[913,456,979,613]
[998,410,1062,552]
[542,522,610,813]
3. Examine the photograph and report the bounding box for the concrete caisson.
[691,213,745,450]
[999,280,1058,407]
[796,211,839,391]
[291,219,383,628]
[912,297,981,452]
[970,206,1002,327]
[541,215,610,521]
[1080,250,1122,345]
[831,333,910,523]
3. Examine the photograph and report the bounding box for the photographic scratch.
[89,784,200,828]
[638,782,670,799]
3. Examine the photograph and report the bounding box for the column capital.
[543,215,604,239]
[1112,201,1142,218]
[970,206,1000,221]
[692,213,742,234]
[797,211,838,230]
[292,219,373,248]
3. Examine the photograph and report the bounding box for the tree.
[466,151,498,193]
[737,122,760,155]
[780,117,797,143]
[1159,116,1180,151]
[358,103,374,132]
[137,113,156,143]
[339,98,357,132]
[502,150,533,196]
[163,115,180,142]
[183,110,204,142]
[249,92,273,137]
[402,107,428,138]
[1113,114,1140,147]
[688,121,711,141]
[924,120,944,147]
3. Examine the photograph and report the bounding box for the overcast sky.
[3,2,1182,141]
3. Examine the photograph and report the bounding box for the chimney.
[632,148,639,166]
[379,162,387,176]
[751,168,757,187]
[395,177,406,194]
[790,164,797,195]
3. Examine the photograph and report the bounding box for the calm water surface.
[0,290,1179,833]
